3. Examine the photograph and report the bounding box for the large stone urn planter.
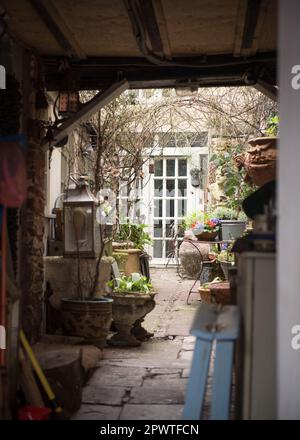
[131,291,156,341]
[108,292,155,347]
[61,297,113,349]
[179,239,210,278]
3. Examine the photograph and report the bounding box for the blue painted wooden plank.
[214,306,240,341]
[190,304,219,341]
[190,304,240,341]
[182,338,212,420]
[210,340,234,420]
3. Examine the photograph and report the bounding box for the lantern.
[63,176,100,258]
[58,91,79,115]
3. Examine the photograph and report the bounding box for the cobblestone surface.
[72,268,201,420]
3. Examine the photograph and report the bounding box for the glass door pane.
[152,157,188,260]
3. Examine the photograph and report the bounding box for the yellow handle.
[20,329,62,412]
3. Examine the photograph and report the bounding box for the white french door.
[150,157,188,263]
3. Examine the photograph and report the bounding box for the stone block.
[44,256,113,309]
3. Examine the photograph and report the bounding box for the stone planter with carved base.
[61,297,113,349]
[108,292,156,347]
[131,292,156,341]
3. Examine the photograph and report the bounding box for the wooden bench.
[183,303,240,420]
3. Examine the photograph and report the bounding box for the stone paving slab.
[182,368,190,378]
[143,373,180,382]
[120,404,184,421]
[93,365,147,377]
[72,405,122,420]
[178,350,194,361]
[149,367,182,375]
[98,358,191,369]
[130,383,187,405]
[167,309,197,336]
[143,377,189,387]
[83,385,128,405]
[89,373,143,388]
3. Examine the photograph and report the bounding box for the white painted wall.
[45,147,62,216]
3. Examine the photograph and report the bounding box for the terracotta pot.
[61,297,113,348]
[108,292,155,347]
[113,248,141,276]
[199,281,233,305]
[244,136,277,187]
[194,231,218,241]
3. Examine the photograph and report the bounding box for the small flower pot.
[193,231,218,241]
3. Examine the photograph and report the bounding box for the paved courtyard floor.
[72,267,201,420]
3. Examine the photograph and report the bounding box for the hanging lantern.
[63,176,100,258]
[58,91,79,115]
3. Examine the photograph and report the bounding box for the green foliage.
[182,211,204,230]
[210,206,238,220]
[217,251,235,263]
[107,273,153,293]
[209,143,255,213]
[265,115,279,136]
[114,223,153,250]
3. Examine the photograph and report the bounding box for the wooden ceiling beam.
[254,78,277,101]
[234,0,271,56]
[28,0,86,59]
[138,0,163,54]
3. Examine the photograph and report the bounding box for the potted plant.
[61,235,114,348]
[242,116,279,187]
[113,223,152,276]
[191,214,220,241]
[60,178,114,348]
[107,273,156,346]
[210,207,246,241]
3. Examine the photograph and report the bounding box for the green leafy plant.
[182,211,204,230]
[210,206,238,220]
[107,273,153,293]
[201,277,223,289]
[182,212,220,232]
[265,115,279,137]
[217,250,235,263]
[114,223,153,250]
[209,142,255,214]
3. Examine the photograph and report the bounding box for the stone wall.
[44,256,113,307]
[20,140,46,342]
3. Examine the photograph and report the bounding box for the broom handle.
[19,329,62,413]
